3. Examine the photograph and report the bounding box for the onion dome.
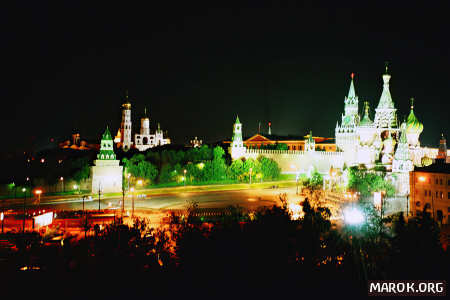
[122,90,132,109]
[406,98,423,134]
[421,155,433,167]
[360,101,373,126]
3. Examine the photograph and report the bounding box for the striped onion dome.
[406,98,423,134]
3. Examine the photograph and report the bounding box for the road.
[3,187,301,212]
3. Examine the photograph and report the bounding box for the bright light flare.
[418,176,426,182]
[34,189,42,195]
[288,203,303,220]
[343,207,364,225]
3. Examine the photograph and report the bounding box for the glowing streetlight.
[418,176,426,182]
[137,179,143,186]
[22,187,26,233]
[60,176,64,192]
[130,187,135,217]
[35,189,42,211]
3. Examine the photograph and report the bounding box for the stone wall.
[242,149,345,174]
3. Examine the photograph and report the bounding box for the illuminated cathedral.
[335,66,424,173]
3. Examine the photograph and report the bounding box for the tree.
[123,154,158,184]
[228,159,244,180]
[347,166,395,197]
[258,156,280,181]
[211,146,227,181]
[71,157,91,184]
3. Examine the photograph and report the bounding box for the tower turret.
[120,91,133,151]
[140,107,150,135]
[305,130,315,152]
[374,63,398,128]
[229,115,246,159]
[437,133,448,161]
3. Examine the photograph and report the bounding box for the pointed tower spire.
[348,72,356,99]
[374,63,397,128]
[235,115,241,124]
[268,121,272,135]
[144,107,147,117]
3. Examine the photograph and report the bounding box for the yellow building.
[224,133,336,152]
[410,162,450,224]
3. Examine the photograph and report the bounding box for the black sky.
[2,1,450,153]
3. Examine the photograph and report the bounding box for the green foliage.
[71,157,91,183]
[258,156,280,181]
[123,154,158,183]
[347,166,395,197]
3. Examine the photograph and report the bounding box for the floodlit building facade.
[91,127,123,193]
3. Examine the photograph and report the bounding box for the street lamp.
[130,187,135,218]
[1,211,3,234]
[35,189,42,212]
[183,169,187,187]
[22,187,26,233]
[60,177,64,192]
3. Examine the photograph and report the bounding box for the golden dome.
[122,102,131,110]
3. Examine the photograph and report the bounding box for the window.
[440,191,444,199]
[448,192,450,200]
[436,191,439,198]
[440,179,443,185]
[448,179,450,186]
[424,190,427,197]
[435,179,438,185]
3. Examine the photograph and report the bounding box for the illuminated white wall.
[91,160,123,193]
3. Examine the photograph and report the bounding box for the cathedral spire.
[376,64,395,109]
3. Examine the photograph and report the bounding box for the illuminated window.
[440,191,443,199]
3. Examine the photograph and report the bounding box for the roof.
[242,134,335,143]
[414,161,450,174]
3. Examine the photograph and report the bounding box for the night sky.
[2,1,449,153]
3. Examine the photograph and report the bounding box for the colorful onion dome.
[421,155,433,167]
[360,101,373,126]
[406,98,423,134]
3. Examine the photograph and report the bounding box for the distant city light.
[343,206,364,225]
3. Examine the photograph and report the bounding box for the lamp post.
[130,187,135,218]
[22,188,26,233]
[98,183,102,212]
[60,177,64,192]
[183,169,187,187]
[35,189,42,212]
[1,211,3,234]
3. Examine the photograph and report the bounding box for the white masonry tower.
[120,91,133,151]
